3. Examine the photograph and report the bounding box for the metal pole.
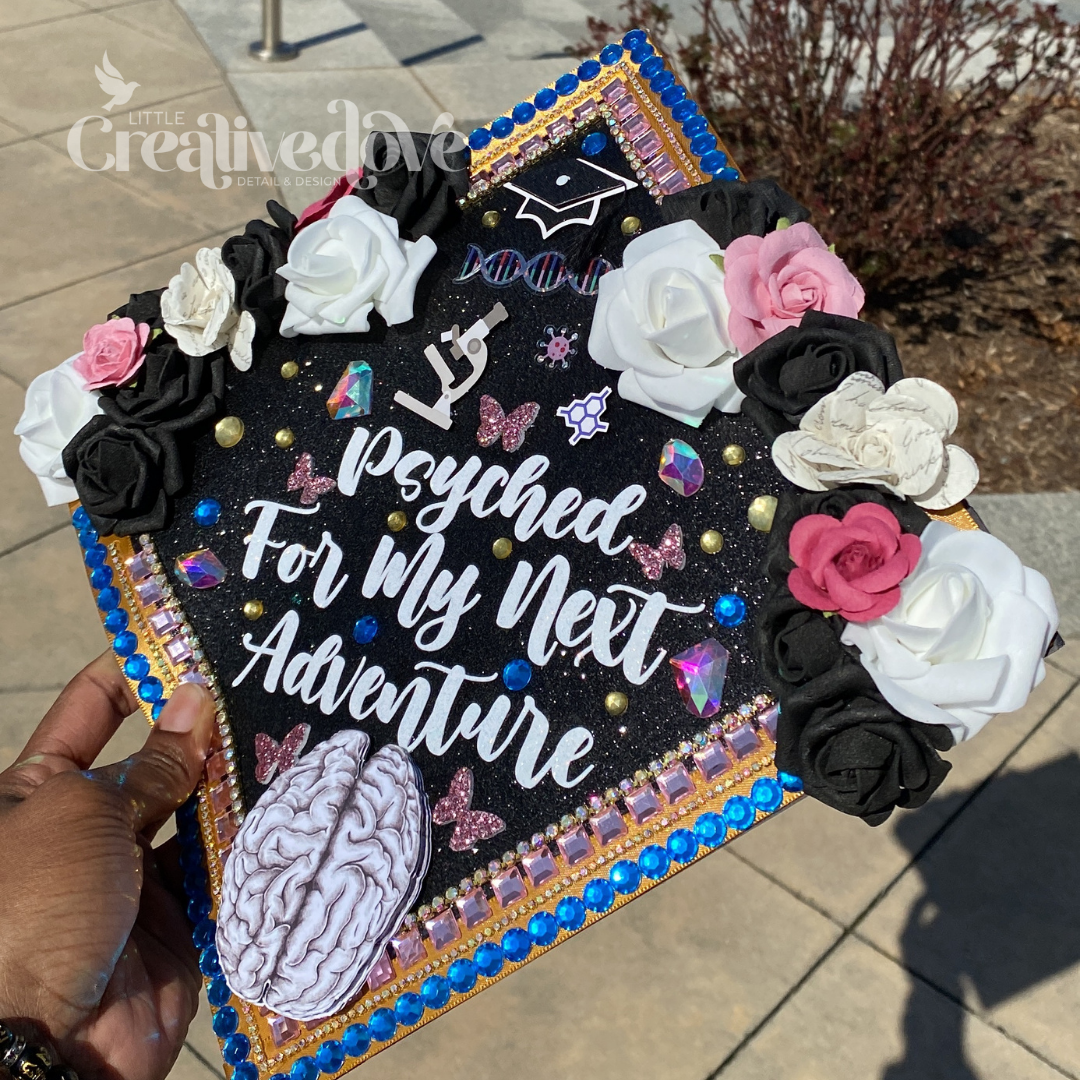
[249,0,298,61]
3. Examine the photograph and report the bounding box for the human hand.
[0,652,216,1080]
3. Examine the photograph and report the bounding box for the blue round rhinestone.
[638,844,670,879]
[555,895,586,930]
[290,1056,318,1080]
[84,544,108,568]
[682,113,709,136]
[193,498,221,528]
[600,43,623,64]
[233,1065,258,1080]
[188,895,213,924]
[716,166,740,181]
[582,878,615,913]
[581,131,607,156]
[660,85,687,108]
[671,99,698,121]
[491,115,514,139]
[212,1005,238,1037]
[221,1033,249,1065]
[713,593,747,628]
[352,616,379,644]
[467,127,492,151]
[447,958,477,993]
[420,974,451,1010]
[666,828,698,864]
[342,1023,371,1056]
[78,526,99,549]
[751,776,784,813]
[555,72,579,96]
[577,58,602,81]
[151,700,167,721]
[650,70,675,93]
[502,658,532,691]
[501,927,532,963]
[72,506,90,530]
[778,770,804,792]
[699,150,729,174]
[511,101,536,126]
[534,86,558,110]
[103,607,129,633]
[629,43,654,63]
[474,941,504,978]
[691,132,718,156]
[622,28,647,50]
[207,977,230,1007]
[96,586,121,612]
[315,1040,346,1073]
[639,55,665,78]
[693,811,728,848]
[198,946,220,977]
[138,677,164,704]
[112,630,138,657]
[724,794,757,831]
[528,910,559,946]
[192,918,216,949]
[395,992,424,1027]
[123,654,151,681]
[368,1008,397,1042]
[609,859,641,894]
[89,564,113,590]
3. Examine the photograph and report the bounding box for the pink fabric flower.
[788,502,921,622]
[72,317,150,390]
[724,222,865,353]
[295,170,362,232]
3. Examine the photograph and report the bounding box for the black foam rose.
[659,177,810,247]
[733,310,905,441]
[109,288,165,330]
[355,130,470,241]
[221,200,297,340]
[62,417,183,536]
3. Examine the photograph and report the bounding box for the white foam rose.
[161,246,252,370]
[772,371,979,510]
[15,354,103,505]
[277,195,437,337]
[588,219,743,427]
[841,521,1058,742]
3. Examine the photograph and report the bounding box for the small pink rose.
[788,502,921,622]
[296,171,361,232]
[72,317,150,390]
[724,222,865,353]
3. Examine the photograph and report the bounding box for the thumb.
[112,682,216,835]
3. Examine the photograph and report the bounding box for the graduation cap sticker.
[504,158,638,240]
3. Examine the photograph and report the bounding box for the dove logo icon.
[95,51,139,112]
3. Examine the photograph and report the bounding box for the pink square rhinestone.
[728,723,761,759]
[126,553,152,582]
[758,704,779,741]
[590,805,627,846]
[659,170,691,196]
[209,781,231,815]
[424,909,461,951]
[613,95,640,121]
[557,825,594,867]
[624,784,661,825]
[574,101,598,122]
[365,950,395,990]
[622,112,649,140]
[646,152,676,182]
[135,580,163,606]
[546,117,573,139]
[268,1015,300,1046]
[455,888,491,929]
[205,751,229,783]
[694,741,733,782]
[391,929,428,971]
[214,812,237,845]
[148,609,179,637]
[632,129,663,162]
[491,867,528,908]
[601,78,627,102]
[164,637,193,664]
[491,153,517,175]
[657,763,695,804]
[521,846,558,888]
[520,135,546,157]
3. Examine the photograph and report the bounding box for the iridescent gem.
[656,763,694,804]
[556,825,593,866]
[670,638,728,718]
[590,805,627,846]
[174,549,227,589]
[365,950,395,990]
[193,499,221,527]
[521,846,558,888]
[713,593,747,627]
[658,439,705,496]
[490,867,528,908]
[455,887,491,929]
[326,361,373,419]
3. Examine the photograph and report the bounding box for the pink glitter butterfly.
[432,767,506,852]
[629,523,686,581]
[254,723,311,784]
[287,452,336,505]
[476,394,540,452]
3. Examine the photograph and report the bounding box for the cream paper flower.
[588,219,743,427]
[771,371,979,510]
[842,520,1058,742]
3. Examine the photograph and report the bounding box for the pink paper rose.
[788,502,921,622]
[724,222,865,353]
[72,317,150,390]
[296,170,362,232]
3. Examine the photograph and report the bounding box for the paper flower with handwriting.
[841,521,1058,743]
[771,372,979,510]
[588,219,743,427]
[277,194,437,337]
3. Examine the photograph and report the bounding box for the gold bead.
[482,210,501,228]
[605,691,628,717]
[748,495,779,532]
[242,600,264,621]
[280,360,299,379]
[492,537,513,560]
[722,444,746,466]
[214,416,244,448]
[700,529,724,554]
[274,427,295,449]
[387,510,408,532]
[621,215,641,236]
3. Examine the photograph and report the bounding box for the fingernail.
[13,753,45,769]
[157,682,212,734]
